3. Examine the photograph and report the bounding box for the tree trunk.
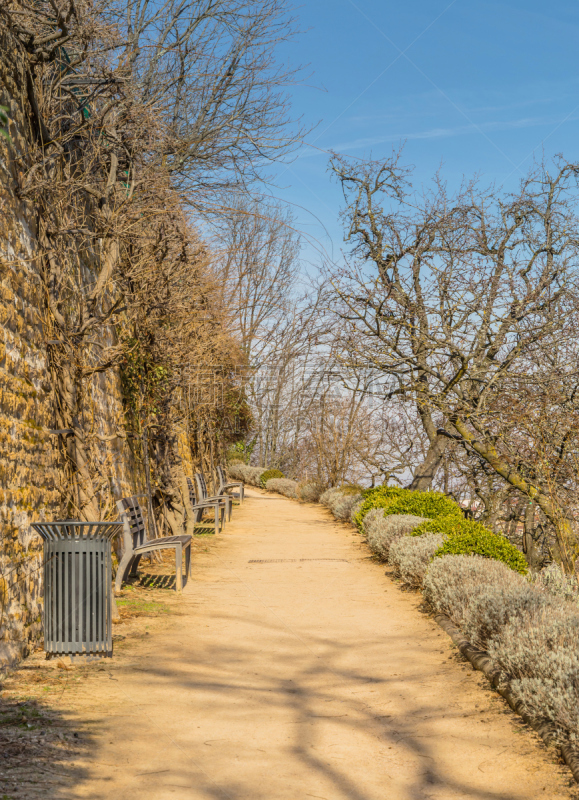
[522,501,543,570]
[408,432,449,491]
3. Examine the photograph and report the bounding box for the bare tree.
[212,197,330,471]
[0,0,302,520]
[115,0,305,195]
[329,151,579,570]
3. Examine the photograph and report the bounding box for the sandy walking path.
[40,490,575,799]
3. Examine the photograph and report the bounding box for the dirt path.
[3,489,576,800]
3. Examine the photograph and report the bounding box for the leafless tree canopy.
[327,151,579,568]
[0,0,304,529]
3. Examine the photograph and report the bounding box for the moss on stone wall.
[0,26,141,667]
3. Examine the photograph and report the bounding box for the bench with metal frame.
[115,496,192,592]
[216,465,244,504]
[186,478,226,534]
[188,475,232,524]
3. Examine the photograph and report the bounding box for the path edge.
[434,612,579,784]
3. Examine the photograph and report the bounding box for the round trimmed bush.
[410,516,483,538]
[320,487,343,507]
[434,527,528,575]
[260,468,284,488]
[297,482,324,502]
[266,477,298,498]
[383,491,462,520]
[353,486,408,531]
[364,512,429,561]
[390,533,445,587]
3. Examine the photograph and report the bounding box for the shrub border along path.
[434,612,579,783]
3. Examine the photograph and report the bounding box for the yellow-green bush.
[434,527,528,575]
[383,491,462,521]
[260,468,284,488]
[410,515,484,538]
[352,486,407,531]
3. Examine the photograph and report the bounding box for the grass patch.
[116,597,171,617]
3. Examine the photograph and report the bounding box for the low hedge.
[390,533,445,587]
[260,468,284,488]
[353,487,462,531]
[265,477,298,498]
[383,490,462,521]
[410,514,528,575]
[227,463,264,485]
[297,482,324,502]
[434,527,528,575]
[410,515,484,537]
[353,486,407,530]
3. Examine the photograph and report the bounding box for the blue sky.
[271,0,579,271]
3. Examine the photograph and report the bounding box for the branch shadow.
[0,677,93,800]
[99,604,557,800]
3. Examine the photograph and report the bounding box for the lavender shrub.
[389,534,444,587]
[363,512,428,560]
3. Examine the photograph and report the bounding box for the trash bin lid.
[31,521,122,542]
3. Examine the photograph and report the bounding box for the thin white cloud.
[297,114,578,158]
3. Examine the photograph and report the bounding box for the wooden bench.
[114,496,192,592]
[216,464,244,503]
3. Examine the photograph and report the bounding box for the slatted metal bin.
[31,521,122,658]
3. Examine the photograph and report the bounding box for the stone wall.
[0,27,139,668]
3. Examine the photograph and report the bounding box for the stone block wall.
[0,24,54,667]
[0,26,139,668]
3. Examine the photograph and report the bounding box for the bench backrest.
[195,472,208,501]
[216,465,226,491]
[116,496,148,552]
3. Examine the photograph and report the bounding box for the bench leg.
[185,543,191,579]
[129,554,143,577]
[214,504,220,535]
[175,543,183,592]
[115,551,135,592]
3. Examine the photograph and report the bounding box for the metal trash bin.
[31,521,122,658]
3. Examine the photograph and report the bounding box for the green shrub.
[410,515,483,537]
[360,485,406,500]
[352,486,408,530]
[434,528,528,575]
[384,490,462,520]
[260,468,284,488]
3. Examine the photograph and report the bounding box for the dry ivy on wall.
[0,0,297,528]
